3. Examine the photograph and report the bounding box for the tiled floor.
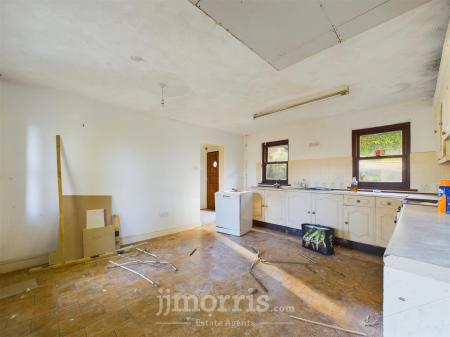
[0,225,383,337]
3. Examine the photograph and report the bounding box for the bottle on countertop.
[351,177,358,192]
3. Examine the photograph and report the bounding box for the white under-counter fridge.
[215,191,253,236]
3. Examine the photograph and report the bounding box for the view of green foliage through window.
[353,123,410,189]
[263,141,288,183]
[359,130,403,182]
[359,131,402,157]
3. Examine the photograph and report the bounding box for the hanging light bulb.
[160,83,166,108]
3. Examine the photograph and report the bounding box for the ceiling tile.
[337,0,431,40]
[195,0,331,68]
[321,0,389,26]
[191,0,433,69]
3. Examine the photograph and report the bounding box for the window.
[262,140,289,185]
[352,122,410,190]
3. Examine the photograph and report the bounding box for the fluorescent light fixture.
[253,85,350,120]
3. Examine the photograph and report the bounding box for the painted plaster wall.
[246,99,450,192]
[0,80,244,264]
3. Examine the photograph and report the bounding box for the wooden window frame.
[262,139,289,185]
[352,122,411,190]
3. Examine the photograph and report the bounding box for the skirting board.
[0,254,50,274]
[253,220,385,256]
[120,223,201,245]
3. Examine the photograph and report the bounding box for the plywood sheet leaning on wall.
[49,195,112,264]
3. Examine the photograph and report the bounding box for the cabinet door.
[252,191,265,222]
[344,206,375,245]
[312,194,344,237]
[286,192,311,229]
[376,207,397,248]
[264,190,286,226]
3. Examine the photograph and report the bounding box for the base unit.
[253,220,385,256]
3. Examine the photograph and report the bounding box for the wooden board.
[83,226,115,258]
[50,195,112,263]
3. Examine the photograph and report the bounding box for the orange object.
[438,180,450,214]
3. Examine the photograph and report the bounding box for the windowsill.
[259,182,291,186]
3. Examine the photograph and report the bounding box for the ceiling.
[189,0,430,70]
[0,0,448,135]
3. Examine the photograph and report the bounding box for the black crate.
[301,223,334,255]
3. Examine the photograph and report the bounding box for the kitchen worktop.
[384,204,450,283]
[251,185,438,201]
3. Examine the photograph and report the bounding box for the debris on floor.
[289,315,367,336]
[0,278,38,299]
[189,248,197,256]
[363,313,381,327]
[248,246,314,293]
[108,245,178,287]
[109,261,159,287]
[247,287,257,294]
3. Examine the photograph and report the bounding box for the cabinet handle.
[357,200,361,203]
[344,221,349,224]
[312,211,316,215]
[387,202,392,206]
[307,211,311,214]
[394,220,397,224]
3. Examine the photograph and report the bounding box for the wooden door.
[207,151,219,210]
[286,191,311,229]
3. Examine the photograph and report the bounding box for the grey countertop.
[250,186,438,201]
[384,204,450,283]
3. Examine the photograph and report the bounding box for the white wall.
[0,80,244,264]
[246,99,437,187]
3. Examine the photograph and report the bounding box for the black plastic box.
[301,223,334,255]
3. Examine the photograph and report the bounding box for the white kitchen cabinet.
[345,206,376,245]
[433,23,450,163]
[252,190,265,222]
[311,194,344,237]
[264,190,286,226]
[376,207,397,248]
[286,191,311,229]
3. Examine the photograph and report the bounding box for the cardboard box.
[83,225,115,258]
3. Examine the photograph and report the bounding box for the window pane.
[359,131,402,157]
[359,158,402,182]
[268,145,288,162]
[266,163,287,180]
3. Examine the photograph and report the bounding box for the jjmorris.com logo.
[156,288,294,316]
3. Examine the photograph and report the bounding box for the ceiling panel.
[194,0,332,68]
[337,0,431,40]
[190,0,432,70]
[321,0,389,26]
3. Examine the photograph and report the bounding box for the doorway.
[200,144,223,217]
[207,150,219,210]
